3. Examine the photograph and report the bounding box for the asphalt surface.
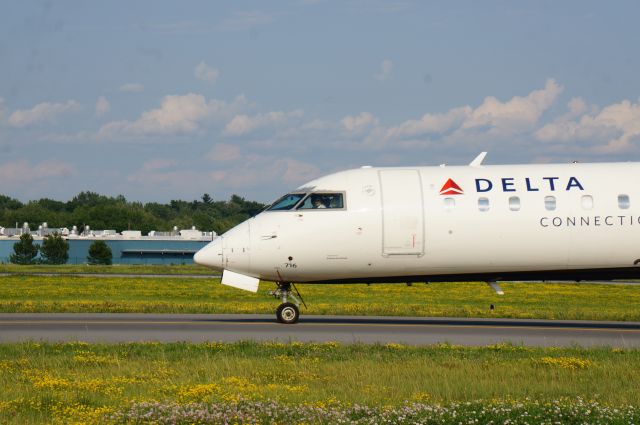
[1,313,640,347]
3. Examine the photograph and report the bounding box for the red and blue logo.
[440,176,584,194]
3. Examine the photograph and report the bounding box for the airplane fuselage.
[195,161,640,286]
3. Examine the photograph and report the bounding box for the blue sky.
[1,0,639,202]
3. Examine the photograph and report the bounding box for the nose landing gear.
[270,282,306,324]
[276,302,299,324]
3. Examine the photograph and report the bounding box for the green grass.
[0,263,212,275]
[0,274,639,320]
[0,342,638,423]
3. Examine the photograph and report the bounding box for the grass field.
[0,341,639,423]
[0,274,639,320]
[1,268,639,423]
[0,263,212,275]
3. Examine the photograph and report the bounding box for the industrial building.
[0,223,215,265]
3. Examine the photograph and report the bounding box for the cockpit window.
[297,193,345,210]
[267,193,305,211]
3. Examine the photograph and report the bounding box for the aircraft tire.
[276,302,299,324]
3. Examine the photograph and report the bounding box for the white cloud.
[209,82,561,154]
[374,59,393,81]
[386,107,471,139]
[386,79,563,142]
[8,100,80,127]
[207,143,242,162]
[119,83,144,93]
[0,160,76,182]
[101,94,208,136]
[95,96,110,117]
[99,94,248,138]
[460,78,562,134]
[565,97,589,119]
[11,76,640,201]
[194,62,220,83]
[341,112,379,134]
[536,99,640,153]
[224,110,304,136]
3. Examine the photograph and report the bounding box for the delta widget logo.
[439,176,585,195]
[439,178,464,195]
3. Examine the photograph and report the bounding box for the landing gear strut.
[270,282,306,324]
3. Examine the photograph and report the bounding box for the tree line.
[11,233,113,265]
[0,192,265,235]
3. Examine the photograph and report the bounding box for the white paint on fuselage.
[195,162,640,284]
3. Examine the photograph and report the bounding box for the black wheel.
[276,302,299,324]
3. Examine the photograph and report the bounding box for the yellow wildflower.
[51,403,113,425]
[411,391,433,402]
[177,383,220,402]
[540,356,592,369]
[27,371,71,390]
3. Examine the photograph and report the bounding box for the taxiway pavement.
[1,313,640,347]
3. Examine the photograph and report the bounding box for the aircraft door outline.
[378,169,425,256]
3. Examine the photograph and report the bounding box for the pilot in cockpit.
[312,195,327,208]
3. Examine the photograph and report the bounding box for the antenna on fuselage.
[469,152,487,167]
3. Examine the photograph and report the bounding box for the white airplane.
[194,153,640,323]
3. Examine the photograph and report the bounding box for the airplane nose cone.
[194,238,223,270]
